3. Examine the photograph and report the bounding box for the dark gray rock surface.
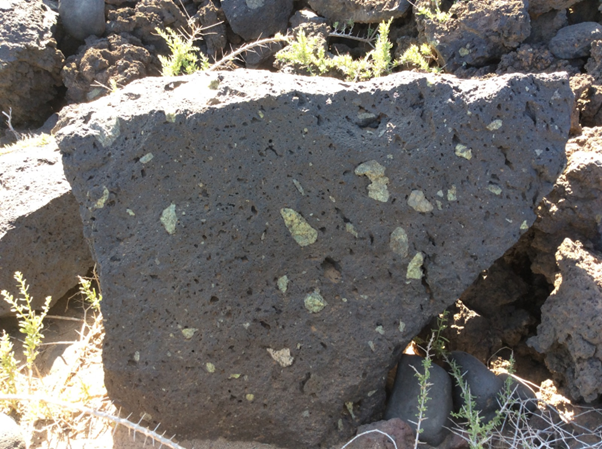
[222,0,293,41]
[308,0,411,24]
[530,127,602,284]
[447,351,504,423]
[0,138,94,317]
[61,33,159,104]
[549,22,602,60]
[0,0,64,127]
[58,0,106,41]
[415,0,530,72]
[528,238,602,402]
[0,412,25,449]
[385,355,452,446]
[54,69,571,447]
[527,0,582,17]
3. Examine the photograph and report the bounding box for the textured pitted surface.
[0,139,94,317]
[529,238,602,402]
[0,0,64,127]
[54,69,571,447]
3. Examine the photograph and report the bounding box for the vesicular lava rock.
[54,69,572,447]
[529,238,602,402]
[0,0,64,127]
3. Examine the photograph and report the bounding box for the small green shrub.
[276,19,397,82]
[399,43,437,72]
[1,272,52,380]
[156,27,209,76]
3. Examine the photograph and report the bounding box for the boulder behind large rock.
[0,0,64,127]
[54,69,571,447]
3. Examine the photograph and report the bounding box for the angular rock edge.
[53,69,572,448]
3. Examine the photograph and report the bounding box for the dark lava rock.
[549,22,602,60]
[61,33,159,104]
[385,355,452,446]
[105,0,188,54]
[496,44,576,76]
[528,238,602,402]
[0,138,94,317]
[0,0,64,127]
[415,0,530,72]
[0,412,25,449]
[59,0,106,41]
[192,0,227,59]
[528,0,582,17]
[222,0,293,41]
[497,373,538,414]
[530,127,602,284]
[308,0,411,24]
[447,351,504,423]
[346,418,414,449]
[585,40,602,85]
[525,9,568,45]
[54,69,571,447]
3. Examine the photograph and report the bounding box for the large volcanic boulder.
[0,0,64,127]
[53,69,572,447]
[0,138,94,317]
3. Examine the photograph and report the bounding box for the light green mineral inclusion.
[280,208,318,246]
[390,227,409,257]
[90,115,120,148]
[408,190,434,213]
[92,186,110,209]
[459,47,470,57]
[399,321,406,332]
[206,362,215,373]
[160,204,177,234]
[375,325,385,335]
[520,220,529,230]
[277,275,289,293]
[455,144,472,160]
[407,252,424,280]
[487,119,503,131]
[292,179,305,196]
[140,153,154,164]
[488,183,502,195]
[354,160,390,202]
[304,289,327,313]
[181,328,197,339]
[346,223,359,238]
[246,0,264,9]
[447,185,457,201]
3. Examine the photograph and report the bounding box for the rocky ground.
[1,0,602,448]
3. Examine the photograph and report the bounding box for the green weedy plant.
[276,19,397,82]
[399,43,433,72]
[0,331,18,398]
[1,272,52,384]
[156,26,210,76]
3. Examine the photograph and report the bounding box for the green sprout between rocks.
[276,19,397,82]
[156,26,210,76]
[399,43,437,72]
[1,272,52,383]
